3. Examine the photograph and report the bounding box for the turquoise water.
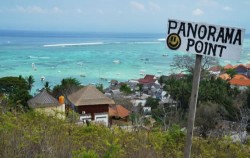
[0,30,250,94]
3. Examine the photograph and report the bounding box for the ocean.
[0,30,249,94]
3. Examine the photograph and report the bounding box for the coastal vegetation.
[0,110,249,158]
[1,63,250,157]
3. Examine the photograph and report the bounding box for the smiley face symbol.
[166,33,181,50]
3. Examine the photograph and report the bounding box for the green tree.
[145,97,159,110]
[96,84,104,93]
[119,84,132,95]
[199,77,239,121]
[225,68,237,80]
[0,76,31,109]
[0,76,28,93]
[26,75,35,92]
[52,77,82,98]
[136,83,143,98]
[44,81,51,92]
[195,102,220,138]
[163,76,191,113]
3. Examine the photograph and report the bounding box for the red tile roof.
[219,74,250,86]
[138,74,156,84]
[109,105,130,118]
[229,78,250,86]
[233,74,249,80]
[224,64,233,69]
[224,64,250,70]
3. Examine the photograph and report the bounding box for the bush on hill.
[0,110,249,158]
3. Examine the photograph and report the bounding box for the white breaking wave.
[128,41,161,44]
[157,38,166,41]
[29,56,50,59]
[43,42,104,47]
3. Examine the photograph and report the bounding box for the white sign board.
[166,19,245,60]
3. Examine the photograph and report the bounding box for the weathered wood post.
[183,54,202,158]
[166,19,245,158]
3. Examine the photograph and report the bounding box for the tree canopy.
[52,77,82,98]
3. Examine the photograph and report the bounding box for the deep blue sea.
[0,30,250,94]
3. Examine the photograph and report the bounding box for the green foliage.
[73,148,98,158]
[96,84,104,93]
[52,77,82,98]
[26,75,35,91]
[0,111,249,158]
[61,77,81,86]
[43,81,51,92]
[196,102,220,138]
[199,77,239,121]
[0,76,31,108]
[0,76,28,93]
[136,83,143,97]
[145,97,159,110]
[225,68,237,79]
[246,87,250,109]
[119,84,132,95]
[164,75,240,121]
[163,76,191,112]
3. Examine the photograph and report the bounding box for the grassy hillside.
[0,110,249,158]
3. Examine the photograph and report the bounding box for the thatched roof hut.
[28,89,59,108]
[68,86,115,106]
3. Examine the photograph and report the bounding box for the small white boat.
[41,76,45,81]
[113,60,120,64]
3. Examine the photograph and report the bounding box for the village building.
[138,74,157,85]
[68,85,115,126]
[209,66,222,75]
[219,64,250,90]
[109,105,130,125]
[27,89,65,119]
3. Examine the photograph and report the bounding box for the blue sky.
[0,0,249,33]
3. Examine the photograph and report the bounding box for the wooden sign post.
[166,19,245,158]
[183,55,202,158]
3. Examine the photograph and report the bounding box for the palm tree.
[26,75,35,92]
[61,77,81,86]
[44,81,51,92]
[52,77,82,98]
[137,83,143,98]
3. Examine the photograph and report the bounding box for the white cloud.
[15,6,46,14]
[223,6,232,11]
[192,8,204,16]
[130,1,145,11]
[148,2,160,11]
[6,6,64,14]
[52,6,63,14]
